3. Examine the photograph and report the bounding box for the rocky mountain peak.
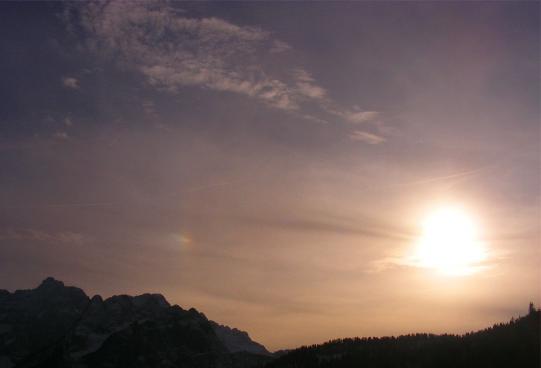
[37,276,65,289]
[0,278,273,368]
[132,293,170,308]
[211,321,272,356]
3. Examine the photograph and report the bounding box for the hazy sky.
[1,1,539,350]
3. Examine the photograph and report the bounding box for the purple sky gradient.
[0,1,539,350]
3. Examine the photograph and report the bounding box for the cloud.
[324,106,379,124]
[65,1,389,138]
[364,256,407,274]
[270,40,292,54]
[52,131,69,140]
[293,69,327,100]
[238,212,412,241]
[290,69,382,130]
[68,1,298,110]
[62,77,79,89]
[349,130,386,144]
[343,111,380,124]
[0,228,87,244]
[372,254,496,276]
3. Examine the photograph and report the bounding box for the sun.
[413,206,487,276]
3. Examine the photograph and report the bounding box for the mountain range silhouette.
[0,278,538,368]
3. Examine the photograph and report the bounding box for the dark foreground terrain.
[0,278,271,368]
[0,278,539,368]
[269,307,540,368]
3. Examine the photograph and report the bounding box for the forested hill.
[266,307,540,368]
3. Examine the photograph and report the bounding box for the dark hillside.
[267,307,540,368]
[0,278,271,368]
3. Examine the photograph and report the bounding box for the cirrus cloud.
[349,130,386,145]
[65,0,388,142]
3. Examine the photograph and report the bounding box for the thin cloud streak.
[0,228,88,244]
[0,180,249,209]
[238,213,414,241]
[384,164,498,188]
[349,130,386,144]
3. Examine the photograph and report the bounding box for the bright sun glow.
[414,206,487,276]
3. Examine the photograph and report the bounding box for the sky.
[0,1,539,351]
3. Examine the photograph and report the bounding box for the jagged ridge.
[0,278,272,368]
[210,322,271,356]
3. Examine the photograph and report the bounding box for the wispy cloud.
[349,130,386,145]
[62,76,79,89]
[270,40,292,54]
[68,1,297,110]
[238,211,413,241]
[292,69,327,100]
[66,1,387,140]
[322,105,381,126]
[0,228,87,244]
[52,131,69,140]
[342,111,380,124]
